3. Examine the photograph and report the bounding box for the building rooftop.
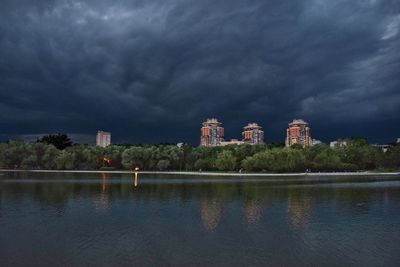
[203,118,222,126]
[288,119,309,126]
[244,123,262,130]
[97,130,111,134]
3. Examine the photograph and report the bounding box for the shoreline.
[0,169,399,177]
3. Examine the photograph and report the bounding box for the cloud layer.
[1,0,399,144]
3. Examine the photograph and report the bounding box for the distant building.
[397,138,400,144]
[285,119,312,147]
[372,144,392,153]
[312,139,322,146]
[220,139,244,146]
[242,123,264,145]
[330,140,348,148]
[96,131,111,147]
[200,118,224,146]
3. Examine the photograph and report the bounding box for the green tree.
[122,147,147,169]
[1,141,28,168]
[339,139,384,170]
[0,143,6,168]
[21,143,47,169]
[81,146,105,169]
[194,158,214,171]
[305,144,329,162]
[55,150,76,169]
[157,159,171,171]
[285,148,306,171]
[38,134,73,150]
[215,150,237,171]
[42,145,60,169]
[290,144,304,150]
[385,145,400,170]
[104,145,125,169]
[314,148,342,171]
[241,150,272,172]
[267,148,301,172]
[0,138,397,172]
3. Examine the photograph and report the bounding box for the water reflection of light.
[102,173,107,193]
[132,170,139,188]
[244,199,266,225]
[287,195,313,230]
[94,173,110,213]
[200,198,224,231]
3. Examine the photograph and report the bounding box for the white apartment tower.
[96,131,111,147]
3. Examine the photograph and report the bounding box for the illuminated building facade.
[285,119,312,147]
[96,130,111,147]
[200,118,224,146]
[330,140,348,148]
[220,139,244,146]
[242,123,264,145]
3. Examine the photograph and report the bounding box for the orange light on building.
[200,118,224,146]
[285,119,312,147]
[242,123,264,145]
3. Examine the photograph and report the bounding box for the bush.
[215,151,236,171]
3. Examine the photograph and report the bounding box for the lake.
[1,172,400,266]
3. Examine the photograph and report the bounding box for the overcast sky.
[0,0,399,144]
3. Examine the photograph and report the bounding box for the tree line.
[0,136,399,172]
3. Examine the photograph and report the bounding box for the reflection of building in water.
[244,199,266,224]
[287,195,313,229]
[200,198,224,231]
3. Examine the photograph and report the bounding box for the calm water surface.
[1,172,400,267]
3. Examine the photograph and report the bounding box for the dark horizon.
[1,0,399,145]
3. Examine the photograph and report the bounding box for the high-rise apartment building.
[285,119,312,147]
[200,118,224,146]
[242,123,264,145]
[96,130,111,147]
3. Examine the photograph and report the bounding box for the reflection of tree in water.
[287,192,313,230]
[244,198,266,225]
[200,198,224,231]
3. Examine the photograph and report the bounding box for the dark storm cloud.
[0,0,399,144]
